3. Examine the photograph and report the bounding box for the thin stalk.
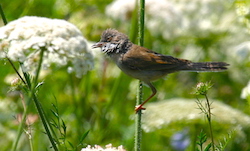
[27,127,34,151]
[0,4,8,25]
[0,5,26,85]
[205,94,215,151]
[138,0,145,46]
[30,47,58,151]
[13,48,58,151]
[0,6,57,150]
[0,6,33,151]
[32,93,58,150]
[135,81,143,151]
[135,0,145,151]
[11,97,29,151]
[7,58,27,85]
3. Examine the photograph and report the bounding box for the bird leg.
[135,82,157,113]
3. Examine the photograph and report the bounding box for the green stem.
[135,81,143,151]
[205,94,215,151]
[11,97,29,151]
[0,6,57,150]
[135,0,145,151]
[12,48,58,151]
[0,4,8,25]
[138,0,145,46]
[0,5,27,86]
[7,58,27,85]
[27,127,34,151]
[33,93,58,150]
[1,6,32,151]
[30,47,58,151]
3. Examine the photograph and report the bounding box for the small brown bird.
[92,29,229,113]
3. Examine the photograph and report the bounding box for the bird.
[92,29,229,113]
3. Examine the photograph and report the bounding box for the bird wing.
[122,45,190,71]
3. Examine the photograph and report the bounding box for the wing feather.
[122,45,190,71]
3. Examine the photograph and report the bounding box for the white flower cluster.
[142,98,250,132]
[81,144,126,151]
[0,16,94,78]
[106,0,235,39]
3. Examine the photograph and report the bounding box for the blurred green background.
[1,0,250,150]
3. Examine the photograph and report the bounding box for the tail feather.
[182,62,229,72]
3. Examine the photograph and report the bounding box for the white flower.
[142,98,250,132]
[106,0,182,39]
[81,144,126,151]
[226,41,250,82]
[106,0,235,39]
[241,81,250,99]
[0,16,94,78]
[230,41,250,63]
[105,0,136,21]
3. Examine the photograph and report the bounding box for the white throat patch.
[101,43,120,53]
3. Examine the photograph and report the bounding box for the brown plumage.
[92,29,229,113]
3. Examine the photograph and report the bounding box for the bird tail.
[180,62,229,72]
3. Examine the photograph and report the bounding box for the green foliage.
[216,131,234,151]
[195,82,215,150]
[0,0,250,151]
[196,130,211,151]
[196,131,207,149]
[50,101,89,150]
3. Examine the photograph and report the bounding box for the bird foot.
[135,104,146,113]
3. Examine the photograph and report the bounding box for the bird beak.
[92,42,104,48]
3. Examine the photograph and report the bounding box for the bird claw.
[135,105,146,113]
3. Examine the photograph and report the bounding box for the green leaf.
[49,120,58,129]
[196,130,207,146]
[35,81,44,90]
[61,119,67,134]
[204,143,212,151]
[68,141,75,149]
[79,130,90,144]
[50,109,59,118]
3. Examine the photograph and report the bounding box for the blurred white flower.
[226,41,250,82]
[106,0,235,39]
[0,16,94,78]
[241,81,250,99]
[142,98,250,132]
[230,41,250,63]
[106,0,136,21]
[81,144,126,151]
[235,1,250,32]
[106,0,182,39]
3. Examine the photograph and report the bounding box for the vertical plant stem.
[6,58,27,85]
[13,48,58,151]
[205,94,215,151]
[0,6,33,151]
[135,0,145,151]
[135,81,143,151]
[0,4,8,25]
[12,97,29,151]
[32,94,58,151]
[1,6,57,151]
[138,0,145,46]
[30,47,58,151]
[27,125,34,151]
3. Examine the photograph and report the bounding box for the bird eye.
[106,36,112,42]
